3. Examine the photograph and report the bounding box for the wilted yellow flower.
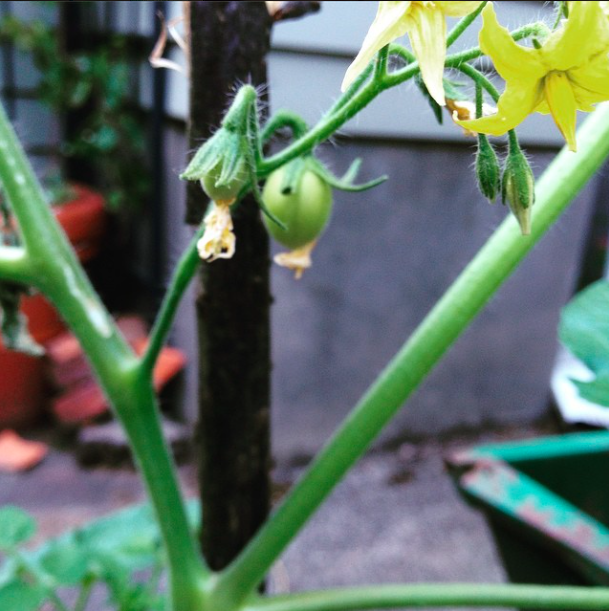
[446,98,496,135]
[459,2,609,152]
[197,200,236,261]
[342,1,484,105]
[273,241,317,279]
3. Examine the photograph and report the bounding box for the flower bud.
[180,85,257,202]
[475,135,501,203]
[501,141,535,235]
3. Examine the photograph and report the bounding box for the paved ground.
[0,422,562,610]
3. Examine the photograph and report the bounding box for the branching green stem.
[215,104,609,605]
[0,103,209,611]
[258,20,543,178]
[246,584,609,611]
[450,61,500,102]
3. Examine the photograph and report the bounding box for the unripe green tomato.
[262,167,333,249]
[200,160,248,202]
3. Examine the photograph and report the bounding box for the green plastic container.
[447,431,609,606]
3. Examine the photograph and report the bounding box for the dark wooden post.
[186,2,273,571]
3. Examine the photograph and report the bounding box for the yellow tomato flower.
[342,1,484,105]
[459,2,609,152]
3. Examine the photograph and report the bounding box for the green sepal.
[180,85,258,202]
[443,78,467,102]
[415,74,443,125]
[475,135,501,203]
[308,157,387,193]
[245,146,287,230]
[278,157,306,195]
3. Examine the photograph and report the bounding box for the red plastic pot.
[0,185,106,429]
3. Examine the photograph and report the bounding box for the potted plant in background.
[0,3,150,429]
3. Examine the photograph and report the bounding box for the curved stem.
[215,104,609,603]
[451,61,500,102]
[446,1,487,48]
[247,584,609,611]
[261,111,309,145]
[143,224,205,373]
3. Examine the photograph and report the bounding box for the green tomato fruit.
[200,159,248,202]
[262,166,333,249]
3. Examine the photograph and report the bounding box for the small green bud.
[502,140,535,236]
[475,135,501,202]
[180,85,257,202]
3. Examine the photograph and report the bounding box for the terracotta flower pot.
[0,185,106,429]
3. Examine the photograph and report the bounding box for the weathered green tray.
[447,431,609,597]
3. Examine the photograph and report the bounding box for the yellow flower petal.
[543,1,609,71]
[458,79,544,136]
[544,71,578,151]
[407,4,446,105]
[435,1,483,17]
[478,4,543,83]
[570,51,609,109]
[342,1,411,91]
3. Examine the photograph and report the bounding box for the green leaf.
[0,580,47,611]
[560,279,609,375]
[560,279,609,407]
[40,542,90,585]
[0,507,36,550]
[79,504,162,571]
[572,375,609,408]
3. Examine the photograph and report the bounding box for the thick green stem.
[0,103,209,610]
[216,105,609,603]
[109,374,208,609]
[246,584,609,611]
